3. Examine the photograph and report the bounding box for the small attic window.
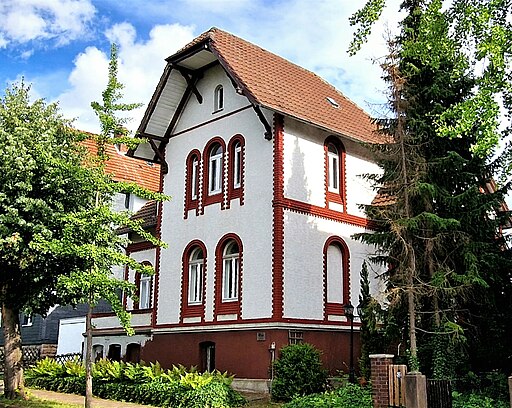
[214,85,224,113]
[326,97,340,108]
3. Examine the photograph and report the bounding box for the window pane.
[140,277,151,309]
[332,156,338,190]
[327,245,343,304]
[188,263,203,304]
[234,143,241,188]
[209,146,222,194]
[191,158,198,199]
[328,150,339,192]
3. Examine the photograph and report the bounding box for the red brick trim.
[184,149,201,219]
[323,236,351,320]
[152,170,164,327]
[226,134,245,208]
[181,240,207,322]
[280,197,376,229]
[214,233,243,319]
[272,113,285,320]
[202,137,226,212]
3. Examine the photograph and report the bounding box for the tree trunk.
[1,303,26,399]
[84,302,93,408]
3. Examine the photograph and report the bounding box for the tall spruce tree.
[351,0,512,376]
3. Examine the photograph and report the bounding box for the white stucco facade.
[157,65,275,325]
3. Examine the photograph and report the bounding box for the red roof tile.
[81,138,161,192]
[117,200,158,234]
[173,28,382,144]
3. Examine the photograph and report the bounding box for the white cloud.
[0,0,96,46]
[54,23,196,133]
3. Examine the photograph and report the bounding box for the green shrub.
[271,343,328,402]
[452,391,509,408]
[26,359,245,407]
[284,383,372,408]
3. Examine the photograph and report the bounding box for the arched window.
[188,247,204,304]
[134,261,153,310]
[182,241,207,321]
[191,156,199,199]
[233,141,242,189]
[215,234,243,317]
[327,143,339,192]
[227,135,245,207]
[324,136,346,209]
[222,240,239,301]
[209,143,223,195]
[214,85,224,112]
[184,150,201,218]
[139,274,152,309]
[323,237,350,319]
[202,138,226,210]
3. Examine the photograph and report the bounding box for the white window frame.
[191,156,199,200]
[188,248,204,304]
[214,85,224,112]
[222,242,239,301]
[139,275,152,309]
[327,144,339,193]
[233,142,242,189]
[22,314,33,327]
[209,145,223,195]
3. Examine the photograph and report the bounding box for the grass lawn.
[0,396,80,408]
[0,395,284,408]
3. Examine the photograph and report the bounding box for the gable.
[131,28,383,168]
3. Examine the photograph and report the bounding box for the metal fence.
[427,379,453,408]
[51,353,82,364]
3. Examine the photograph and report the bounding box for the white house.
[91,27,385,382]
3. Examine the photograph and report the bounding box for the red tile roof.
[117,200,158,234]
[173,28,382,144]
[81,138,161,192]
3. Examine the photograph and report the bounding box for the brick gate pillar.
[370,354,394,408]
[508,376,511,408]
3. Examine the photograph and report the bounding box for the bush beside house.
[25,358,245,407]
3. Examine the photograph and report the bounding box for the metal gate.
[389,364,407,407]
[427,379,452,408]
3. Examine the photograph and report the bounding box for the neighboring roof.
[81,138,161,192]
[117,200,158,235]
[371,191,395,206]
[137,27,382,154]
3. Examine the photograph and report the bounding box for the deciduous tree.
[0,82,99,398]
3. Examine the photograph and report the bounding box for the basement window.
[288,330,304,345]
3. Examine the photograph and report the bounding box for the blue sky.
[0,0,402,133]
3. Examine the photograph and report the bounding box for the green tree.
[0,82,100,399]
[351,0,512,376]
[358,261,384,379]
[58,44,167,408]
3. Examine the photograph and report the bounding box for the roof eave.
[263,104,378,146]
